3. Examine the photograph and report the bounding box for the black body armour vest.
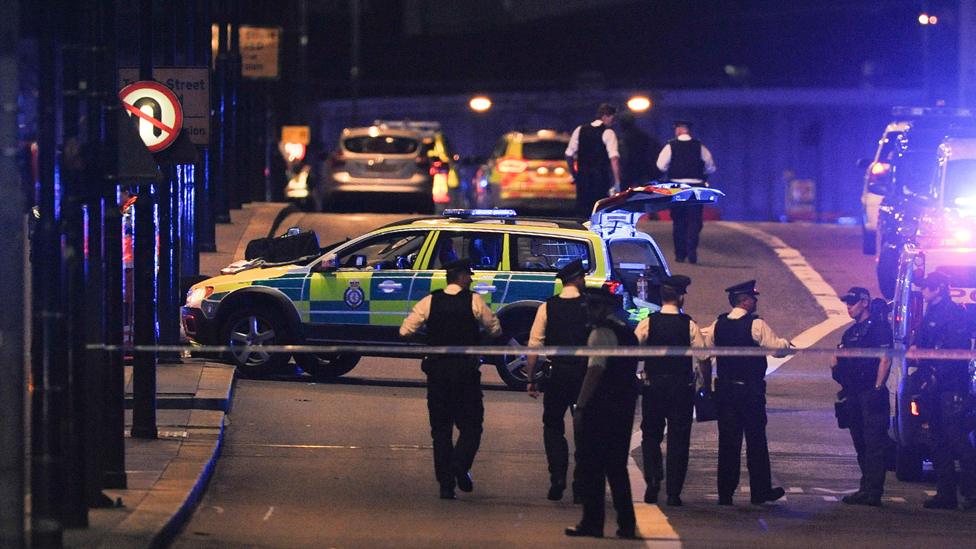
[643,312,693,377]
[666,138,705,181]
[589,320,640,407]
[713,313,766,382]
[545,295,590,370]
[426,290,480,347]
[578,124,611,176]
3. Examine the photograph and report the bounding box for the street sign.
[119,67,210,145]
[119,81,183,152]
[281,125,311,145]
[240,26,281,79]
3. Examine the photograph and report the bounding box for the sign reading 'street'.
[119,67,210,145]
[118,81,183,152]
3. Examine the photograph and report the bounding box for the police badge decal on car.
[344,280,365,309]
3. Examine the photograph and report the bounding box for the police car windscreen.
[945,159,976,206]
[522,140,568,160]
[343,136,419,155]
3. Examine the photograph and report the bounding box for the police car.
[181,184,724,388]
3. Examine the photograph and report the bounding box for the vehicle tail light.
[866,161,892,192]
[910,400,920,416]
[869,161,891,177]
[602,279,624,295]
[497,158,528,174]
[429,159,448,177]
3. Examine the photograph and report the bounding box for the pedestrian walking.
[565,288,640,539]
[703,280,791,506]
[832,287,892,507]
[525,259,589,502]
[565,103,623,216]
[617,111,661,187]
[634,274,710,506]
[399,258,502,500]
[657,120,716,264]
[910,272,976,511]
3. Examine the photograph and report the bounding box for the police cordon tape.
[86,343,976,361]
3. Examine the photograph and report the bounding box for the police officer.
[831,287,892,507]
[565,288,640,539]
[399,258,502,500]
[703,280,791,506]
[634,274,709,506]
[565,103,622,217]
[656,120,716,264]
[911,272,976,510]
[526,258,589,502]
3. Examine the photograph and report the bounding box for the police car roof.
[378,215,586,231]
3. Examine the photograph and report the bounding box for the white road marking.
[787,487,804,494]
[263,506,275,521]
[628,429,681,547]
[823,496,838,502]
[885,496,907,503]
[813,488,857,494]
[717,223,852,375]
[925,490,937,497]
[212,506,224,514]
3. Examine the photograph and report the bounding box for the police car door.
[508,232,593,302]
[306,229,430,343]
[414,230,508,313]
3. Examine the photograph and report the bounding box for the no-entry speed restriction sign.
[119,80,184,152]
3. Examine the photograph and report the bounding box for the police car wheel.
[495,328,548,390]
[222,308,289,378]
[295,353,360,380]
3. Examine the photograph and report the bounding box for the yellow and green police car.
[475,129,576,211]
[181,185,724,388]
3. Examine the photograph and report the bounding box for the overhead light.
[469,96,492,112]
[627,95,652,113]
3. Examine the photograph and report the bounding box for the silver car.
[316,124,441,213]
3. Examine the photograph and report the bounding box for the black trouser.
[640,373,694,497]
[424,360,484,489]
[845,386,889,498]
[574,170,611,216]
[542,367,585,492]
[576,396,637,534]
[670,204,704,261]
[716,378,773,499]
[930,390,976,501]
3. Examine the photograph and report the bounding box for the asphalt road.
[172,215,975,548]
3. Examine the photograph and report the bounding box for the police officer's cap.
[557,259,586,282]
[662,274,692,295]
[725,280,759,299]
[673,119,693,129]
[444,258,473,277]
[921,271,952,289]
[840,286,870,305]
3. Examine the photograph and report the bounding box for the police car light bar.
[442,208,518,218]
[891,106,974,118]
[373,120,442,133]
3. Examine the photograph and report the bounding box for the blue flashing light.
[442,208,518,218]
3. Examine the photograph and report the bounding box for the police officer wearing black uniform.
[911,272,976,510]
[656,120,717,264]
[703,280,791,506]
[634,274,709,506]
[526,259,589,502]
[565,103,622,217]
[399,258,502,500]
[832,287,892,507]
[565,288,640,539]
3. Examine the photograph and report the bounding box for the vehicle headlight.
[185,286,214,308]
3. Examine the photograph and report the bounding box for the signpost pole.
[131,0,158,440]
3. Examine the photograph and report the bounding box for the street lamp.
[627,95,652,113]
[469,96,492,112]
[918,13,938,25]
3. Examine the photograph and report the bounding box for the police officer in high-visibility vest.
[656,120,716,264]
[703,280,791,506]
[634,274,709,506]
[526,258,589,502]
[400,258,502,500]
[565,288,640,539]
[911,272,976,510]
